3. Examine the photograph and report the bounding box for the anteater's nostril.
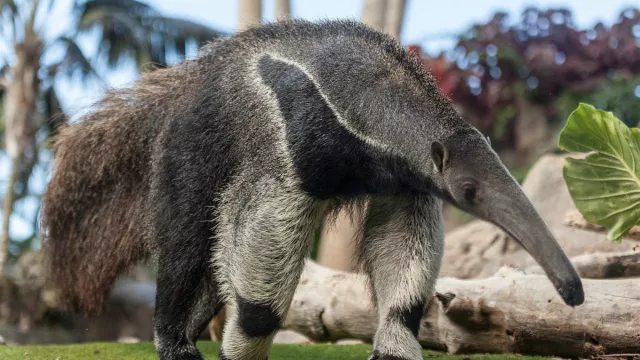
[559,277,584,307]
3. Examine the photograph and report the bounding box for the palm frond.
[46,0,57,12]
[51,36,102,81]
[42,85,67,139]
[0,0,19,42]
[74,0,227,69]
[0,62,9,79]
[0,0,18,14]
[0,86,5,145]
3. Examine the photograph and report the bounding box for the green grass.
[0,341,551,360]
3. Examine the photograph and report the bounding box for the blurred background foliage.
[411,7,640,162]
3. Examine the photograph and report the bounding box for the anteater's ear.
[431,141,447,173]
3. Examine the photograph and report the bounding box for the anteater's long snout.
[489,187,584,307]
[552,267,584,306]
[521,222,585,306]
[527,221,585,306]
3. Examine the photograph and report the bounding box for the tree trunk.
[275,0,291,21]
[284,261,640,358]
[0,37,41,273]
[361,0,387,31]
[237,0,262,31]
[316,209,362,272]
[207,305,226,341]
[0,160,20,273]
[513,96,551,166]
[384,0,406,40]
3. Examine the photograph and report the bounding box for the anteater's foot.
[368,350,415,360]
[156,339,203,360]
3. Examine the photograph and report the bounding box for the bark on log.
[525,251,640,279]
[284,261,640,358]
[564,211,640,242]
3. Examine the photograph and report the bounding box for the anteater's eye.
[463,184,477,203]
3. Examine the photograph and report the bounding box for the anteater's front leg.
[361,195,444,360]
[216,181,325,360]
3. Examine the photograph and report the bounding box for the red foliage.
[411,7,640,137]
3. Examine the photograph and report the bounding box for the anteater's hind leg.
[215,179,325,360]
[361,195,444,360]
[151,172,225,359]
[154,235,223,360]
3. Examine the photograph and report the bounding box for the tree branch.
[564,211,640,241]
[525,251,640,279]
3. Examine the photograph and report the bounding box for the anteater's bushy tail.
[41,67,185,313]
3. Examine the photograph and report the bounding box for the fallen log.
[284,261,640,358]
[525,251,640,279]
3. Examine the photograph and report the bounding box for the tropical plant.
[555,76,640,128]
[0,0,223,272]
[412,7,640,151]
[559,103,640,242]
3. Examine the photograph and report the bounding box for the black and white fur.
[42,20,584,360]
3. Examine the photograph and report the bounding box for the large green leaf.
[559,103,640,242]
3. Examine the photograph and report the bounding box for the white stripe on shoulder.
[260,53,390,152]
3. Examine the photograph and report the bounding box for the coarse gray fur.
[41,19,584,360]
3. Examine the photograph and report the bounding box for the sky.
[148,0,639,52]
[2,0,640,242]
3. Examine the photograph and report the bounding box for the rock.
[77,280,156,343]
[13,251,45,290]
[335,339,365,345]
[0,324,80,344]
[117,336,141,343]
[440,154,637,279]
[272,330,312,344]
